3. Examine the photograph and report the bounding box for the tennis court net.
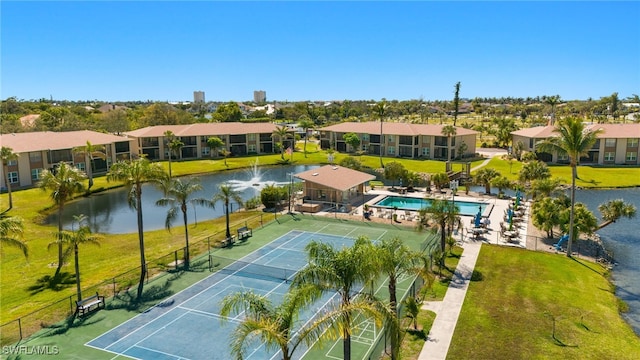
[209,255,298,283]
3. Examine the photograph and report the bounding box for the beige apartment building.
[0,130,134,189]
[319,122,478,160]
[511,123,640,165]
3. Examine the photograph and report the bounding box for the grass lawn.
[472,156,640,188]
[447,245,640,360]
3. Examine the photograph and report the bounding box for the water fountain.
[226,159,287,192]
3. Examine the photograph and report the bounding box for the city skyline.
[2,1,639,102]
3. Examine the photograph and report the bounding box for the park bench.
[237,226,253,241]
[76,292,105,317]
[220,235,236,248]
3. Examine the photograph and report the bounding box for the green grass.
[447,245,640,360]
[474,156,640,188]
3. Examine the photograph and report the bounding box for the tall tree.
[375,236,418,360]
[210,183,243,240]
[164,130,176,177]
[518,160,551,186]
[155,178,211,268]
[545,95,561,125]
[342,132,361,153]
[107,158,165,300]
[597,199,636,230]
[452,81,461,126]
[609,92,619,121]
[292,236,382,360]
[220,284,381,360]
[271,125,292,160]
[536,118,602,257]
[473,168,500,194]
[206,136,225,159]
[1,147,18,211]
[441,125,457,163]
[50,215,101,302]
[418,199,460,252]
[72,141,106,191]
[373,100,388,168]
[0,214,27,258]
[38,162,86,275]
[298,119,315,158]
[528,177,564,200]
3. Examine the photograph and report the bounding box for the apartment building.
[319,122,478,160]
[124,122,284,160]
[511,123,640,165]
[0,130,134,189]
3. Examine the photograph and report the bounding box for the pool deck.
[325,188,530,249]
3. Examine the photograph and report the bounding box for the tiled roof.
[0,130,131,153]
[320,122,478,136]
[294,165,376,192]
[124,122,280,138]
[511,123,640,139]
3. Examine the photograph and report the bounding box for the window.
[626,152,637,162]
[29,152,42,163]
[387,146,395,155]
[247,133,256,141]
[75,163,85,171]
[7,159,17,166]
[604,152,615,161]
[8,172,18,184]
[248,144,257,153]
[362,134,369,141]
[558,153,568,161]
[31,168,43,181]
[605,138,616,147]
[387,136,394,144]
[201,147,210,156]
[628,138,639,148]
[422,147,430,156]
[529,138,534,149]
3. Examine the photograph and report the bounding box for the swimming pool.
[373,195,490,216]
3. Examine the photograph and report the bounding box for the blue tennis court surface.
[86,230,365,360]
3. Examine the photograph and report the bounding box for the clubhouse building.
[319,122,479,160]
[511,123,640,165]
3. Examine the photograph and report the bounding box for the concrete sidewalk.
[418,239,483,360]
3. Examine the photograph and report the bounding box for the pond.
[45,163,319,234]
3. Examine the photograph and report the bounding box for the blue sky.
[2,1,639,102]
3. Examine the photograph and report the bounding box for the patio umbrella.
[515,189,521,208]
[474,211,482,228]
[507,208,513,231]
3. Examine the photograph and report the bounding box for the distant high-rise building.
[253,90,266,103]
[194,91,205,103]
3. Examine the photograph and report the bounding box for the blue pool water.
[374,196,487,216]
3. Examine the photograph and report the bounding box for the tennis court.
[86,224,395,360]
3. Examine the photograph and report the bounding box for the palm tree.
[220,284,322,360]
[38,162,86,275]
[528,178,564,200]
[206,136,225,159]
[211,183,243,240]
[375,236,419,360]
[107,158,165,300]
[272,125,291,160]
[292,236,383,360]
[156,177,212,268]
[473,168,500,194]
[491,176,513,199]
[49,215,101,302]
[298,119,315,158]
[441,125,457,163]
[431,172,449,193]
[373,100,388,168]
[536,118,602,257]
[403,296,420,330]
[164,130,184,178]
[597,199,637,230]
[518,160,551,186]
[1,146,18,211]
[0,214,27,258]
[72,141,106,191]
[418,199,459,253]
[452,81,461,126]
[545,95,561,125]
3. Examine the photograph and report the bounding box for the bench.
[237,226,253,241]
[220,235,236,248]
[76,292,105,317]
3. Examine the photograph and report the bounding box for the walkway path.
[418,239,482,360]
